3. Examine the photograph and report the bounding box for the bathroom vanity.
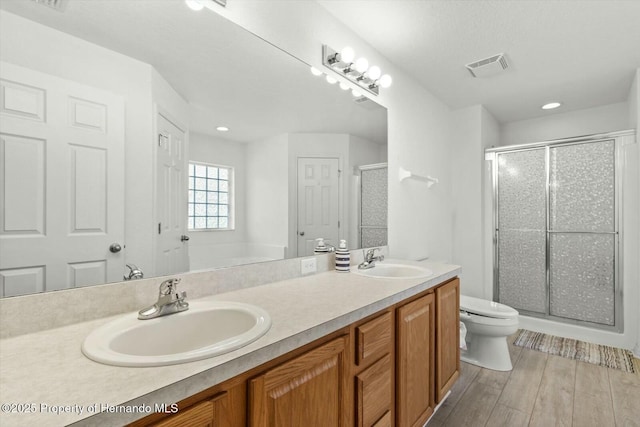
[0,260,460,427]
[129,277,460,427]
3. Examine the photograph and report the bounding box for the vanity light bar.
[321,45,392,96]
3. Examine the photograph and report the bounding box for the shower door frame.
[486,130,634,332]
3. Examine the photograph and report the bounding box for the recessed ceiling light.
[541,102,562,110]
[216,126,229,132]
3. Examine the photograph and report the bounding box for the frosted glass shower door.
[493,134,623,329]
[496,149,547,314]
[549,141,616,325]
[360,165,388,247]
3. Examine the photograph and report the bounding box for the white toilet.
[459,295,519,371]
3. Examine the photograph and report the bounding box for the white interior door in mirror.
[0,62,125,296]
[297,157,340,256]
[155,112,188,276]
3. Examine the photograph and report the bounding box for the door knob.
[181,235,190,242]
[299,231,305,236]
[109,243,122,253]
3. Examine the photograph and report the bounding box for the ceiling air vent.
[29,0,68,12]
[465,53,508,78]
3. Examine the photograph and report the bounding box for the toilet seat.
[460,295,518,320]
[460,311,519,327]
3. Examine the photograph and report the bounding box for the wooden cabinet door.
[396,293,435,427]
[355,354,392,427]
[249,336,349,427]
[436,278,460,402]
[150,400,213,427]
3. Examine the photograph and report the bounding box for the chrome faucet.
[138,278,188,320]
[124,264,144,280]
[358,248,384,270]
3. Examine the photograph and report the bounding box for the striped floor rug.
[513,329,637,374]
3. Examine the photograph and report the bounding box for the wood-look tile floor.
[428,335,640,427]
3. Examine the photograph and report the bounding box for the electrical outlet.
[300,258,317,275]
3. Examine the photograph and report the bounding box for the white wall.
[450,105,499,298]
[208,0,454,264]
[349,135,385,169]
[451,106,482,296]
[388,85,453,262]
[500,102,630,145]
[0,10,156,278]
[246,134,289,253]
[629,70,639,129]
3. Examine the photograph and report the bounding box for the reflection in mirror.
[0,0,387,297]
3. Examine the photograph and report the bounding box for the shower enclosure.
[486,131,633,331]
[358,163,388,248]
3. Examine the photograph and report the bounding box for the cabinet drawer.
[355,311,392,366]
[355,354,392,427]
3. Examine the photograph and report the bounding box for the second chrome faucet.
[358,248,384,270]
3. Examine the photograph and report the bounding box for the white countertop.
[0,261,460,427]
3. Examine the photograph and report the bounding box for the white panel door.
[297,157,340,256]
[0,62,124,296]
[155,112,188,276]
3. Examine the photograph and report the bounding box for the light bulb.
[355,57,369,73]
[310,66,322,76]
[326,75,337,84]
[340,46,355,63]
[351,89,362,98]
[368,66,381,80]
[379,74,393,88]
[339,82,350,91]
[185,0,204,11]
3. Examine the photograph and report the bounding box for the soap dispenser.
[335,239,350,272]
[314,238,329,254]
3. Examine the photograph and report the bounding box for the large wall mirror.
[0,0,388,297]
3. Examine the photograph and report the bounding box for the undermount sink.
[352,262,433,279]
[82,301,271,367]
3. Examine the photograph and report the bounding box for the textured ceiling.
[317,0,640,123]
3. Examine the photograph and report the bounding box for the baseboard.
[424,390,452,426]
